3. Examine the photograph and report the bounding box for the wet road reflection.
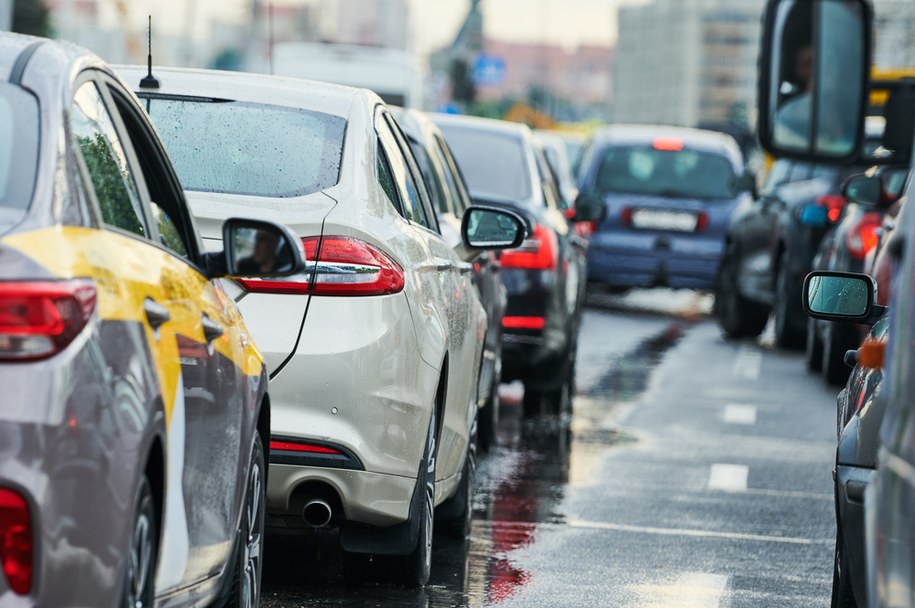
[261,317,689,608]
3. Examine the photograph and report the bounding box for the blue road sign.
[472,55,506,87]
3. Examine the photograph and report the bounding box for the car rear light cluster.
[502,316,546,330]
[0,488,32,595]
[818,195,847,223]
[0,279,97,361]
[237,236,405,297]
[846,212,882,260]
[500,225,558,271]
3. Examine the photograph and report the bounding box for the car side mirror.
[221,219,306,278]
[841,174,882,206]
[803,271,885,324]
[572,191,607,223]
[733,172,758,198]
[757,0,872,163]
[461,206,526,250]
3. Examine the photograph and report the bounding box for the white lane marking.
[708,464,749,492]
[564,519,830,545]
[723,404,757,425]
[732,346,762,380]
[634,572,729,608]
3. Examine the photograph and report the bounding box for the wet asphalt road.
[261,290,839,607]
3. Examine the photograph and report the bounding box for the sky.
[122,0,651,55]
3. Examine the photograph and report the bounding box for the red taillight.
[0,488,32,595]
[846,213,882,260]
[238,236,405,297]
[696,212,710,232]
[270,440,343,455]
[0,279,96,361]
[816,195,847,223]
[621,206,633,226]
[652,137,684,151]
[562,208,575,220]
[502,316,546,330]
[500,225,558,271]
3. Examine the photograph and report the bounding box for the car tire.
[806,317,824,372]
[399,405,436,587]
[223,434,266,608]
[437,415,477,539]
[773,262,805,349]
[715,249,769,339]
[831,530,858,608]
[121,475,158,608]
[823,325,853,386]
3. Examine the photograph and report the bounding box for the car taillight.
[270,440,343,455]
[817,195,847,223]
[621,207,633,226]
[502,316,546,330]
[846,212,882,260]
[237,236,405,297]
[500,225,558,271]
[0,279,96,361]
[0,488,32,595]
[696,212,710,232]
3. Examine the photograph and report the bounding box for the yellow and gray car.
[0,34,305,607]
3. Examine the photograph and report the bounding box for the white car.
[118,66,524,586]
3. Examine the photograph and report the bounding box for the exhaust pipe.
[302,499,332,528]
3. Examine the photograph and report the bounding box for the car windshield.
[143,97,345,198]
[595,146,737,200]
[0,83,39,232]
[437,126,533,204]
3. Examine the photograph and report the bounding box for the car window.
[385,115,439,233]
[594,145,737,200]
[438,124,533,204]
[376,142,401,213]
[0,82,39,232]
[434,134,472,216]
[143,96,345,199]
[377,118,429,227]
[71,81,149,237]
[408,136,451,216]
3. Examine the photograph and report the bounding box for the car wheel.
[773,262,804,349]
[823,325,853,386]
[400,406,436,587]
[437,415,477,539]
[122,475,158,608]
[715,250,769,339]
[223,434,266,608]
[805,317,824,372]
[831,530,858,608]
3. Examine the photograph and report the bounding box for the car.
[392,107,507,452]
[808,167,908,385]
[432,114,596,417]
[0,34,308,606]
[716,157,870,346]
[576,125,752,294]
[118,65,525,586]
[537,131,581,212]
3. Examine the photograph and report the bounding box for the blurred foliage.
[13,0,50,37]
[77,133,146,237]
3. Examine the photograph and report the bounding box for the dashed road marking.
[708,464,749,492]
[732,347,762,380]
[633,572,730,608]
[723,404,757,425]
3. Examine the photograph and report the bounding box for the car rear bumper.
[836,464,875,602]
[587,234,724,290]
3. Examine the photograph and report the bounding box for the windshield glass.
[0,83,39,231]
[144,97,345,198]
[437,126,532,203]
[595,146,737,200]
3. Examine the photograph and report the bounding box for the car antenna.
[139,15,161,90]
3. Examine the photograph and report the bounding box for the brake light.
[502,316,546,330]
[816,195,847,223]
[696,212,710,232]
[238,236,405,297]
[0,488,32,595]
[846,212,882,260]
[562,208,575,220]
[270,440,343,455]
[652,137,684,151]
[500,225,558,270]
[0,279,96,361]
[621,207,633,226]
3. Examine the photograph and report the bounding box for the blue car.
[577,125,753,290]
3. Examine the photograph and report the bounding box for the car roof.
[590,124,744,167]
[430,112,534,141]
[115,65,375,119]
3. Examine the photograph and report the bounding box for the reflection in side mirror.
[758,0,872,163]
[573,192,607,223]
[462,206,526,250]
[803,271,876,322]
[842,174,882,206]
[223,219,306,278]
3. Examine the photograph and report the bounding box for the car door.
[71,73,245,590]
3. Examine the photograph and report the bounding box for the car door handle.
[433,259,453,272]
[457,263,473,275]
[144,298,170,330]
[201,315,224,343]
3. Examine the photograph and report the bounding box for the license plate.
[630,209,699,232]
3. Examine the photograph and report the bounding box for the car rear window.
[595,146,738,200]
[0,83,39,230]
[143,97,345,198]
[437,126,533,203]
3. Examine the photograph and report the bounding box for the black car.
[716,158,866,346]
[432,114,593,416]
[808,167,908,384]
[393,107,508,450]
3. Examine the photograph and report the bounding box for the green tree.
[12,0,50,38]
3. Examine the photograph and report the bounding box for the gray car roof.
[589,124,744,169]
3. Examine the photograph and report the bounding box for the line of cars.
[0,31,607,605]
